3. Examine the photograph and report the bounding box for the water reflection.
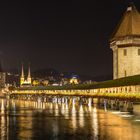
[0,99,9,140]
[0,98,140,139]
[92,107,99,140]
[79,105,84,128]
[65,103,69,119]
[71,98,77,131]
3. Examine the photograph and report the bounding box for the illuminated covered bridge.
[11,75,140,101]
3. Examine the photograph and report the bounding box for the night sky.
[0,0,140,76]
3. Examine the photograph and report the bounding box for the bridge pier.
[111,99,119,110]
[98,98,104,107]
[119,101,125,112]
[115,100,120,110]
[9,94,134,113]
[97,98,134,113]
[127,101,133,113]
[106,99,111,109]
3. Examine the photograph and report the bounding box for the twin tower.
[20,64,32,86]
[110,3,140,79]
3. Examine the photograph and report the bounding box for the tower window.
[124,49,127,56]
[125,70,127,77]
[138,49,140,55]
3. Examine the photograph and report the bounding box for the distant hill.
[92,75,113,82]
[32,68,60,78]
[32,69,112,82]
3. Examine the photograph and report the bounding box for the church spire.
[27,63,31,78]
[20,63,25,86]
[27,63,32,85]
[21,63,24,78]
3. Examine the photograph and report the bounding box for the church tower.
[20,63,32,87]
[27,64,32,84]
[20,63,25,86]
[110,3,140,79]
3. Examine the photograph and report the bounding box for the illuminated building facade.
[0,72,6,87]
[20,64,32,87]
[110,3,140,79]
[70,75,79,84]
[0,62,6,87]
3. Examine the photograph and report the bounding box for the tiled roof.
[110,3,140,41]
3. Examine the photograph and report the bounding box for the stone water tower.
[110,3,140,79]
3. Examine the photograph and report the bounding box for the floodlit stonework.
[110,4,140,79]
[20,64,32,87]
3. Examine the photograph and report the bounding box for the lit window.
[124,49,127,56]
[138,49,140,55]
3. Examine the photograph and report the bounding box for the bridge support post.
[111,100,116,110]
[115,99,120,110]
[119,101,124,112]
[127,101,133,113]
[106,99,111,109]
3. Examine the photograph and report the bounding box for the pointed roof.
[110,3,140,41]
[27,64,31,78]
[21,63,24,78]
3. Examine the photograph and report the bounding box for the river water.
[0,98,140,140]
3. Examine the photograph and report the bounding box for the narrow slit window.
[125,70,127,77]
[138,49,140,55]
[124,49,127,56]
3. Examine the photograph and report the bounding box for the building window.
[125,70,127,77]
[138,49,140,55]
[124,49,127,56]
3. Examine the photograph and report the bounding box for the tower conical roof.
[110,3,140,41]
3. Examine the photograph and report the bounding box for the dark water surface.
[0,98,140,140]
